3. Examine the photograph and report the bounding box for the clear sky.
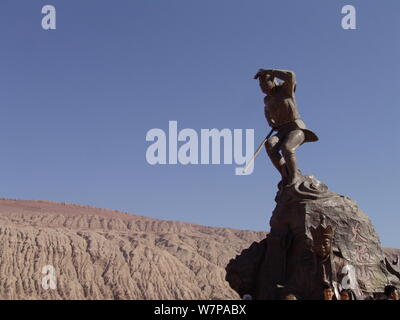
[0,1,399,247]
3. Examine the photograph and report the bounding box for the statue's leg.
[281,130,305,186]
[265,135,288,179]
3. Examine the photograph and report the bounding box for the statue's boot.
[266,151,289,181]
[282,152,300,187]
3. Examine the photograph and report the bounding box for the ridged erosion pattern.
[0,199,266,300]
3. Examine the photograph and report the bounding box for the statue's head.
[311,215,335,259]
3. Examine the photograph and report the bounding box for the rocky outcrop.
[226,174,400,300]
[0,198,266,300]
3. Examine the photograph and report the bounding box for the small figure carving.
[311,215,362,299]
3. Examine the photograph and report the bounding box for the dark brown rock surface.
[226,174,400,300]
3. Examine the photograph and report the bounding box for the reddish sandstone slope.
[0,199,266,300]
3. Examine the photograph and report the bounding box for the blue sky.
[0,1,399,247]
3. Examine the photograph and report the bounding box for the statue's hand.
[254,69,272,79]
[253,69,265,79]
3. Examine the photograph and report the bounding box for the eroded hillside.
[0,199,266,299]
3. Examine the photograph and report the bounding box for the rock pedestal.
[226,174,400,300]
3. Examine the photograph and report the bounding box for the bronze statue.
[226,71,399,300]
[254,69,318,186]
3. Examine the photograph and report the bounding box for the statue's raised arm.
[254,69,296,96]
[270,69,296,96]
